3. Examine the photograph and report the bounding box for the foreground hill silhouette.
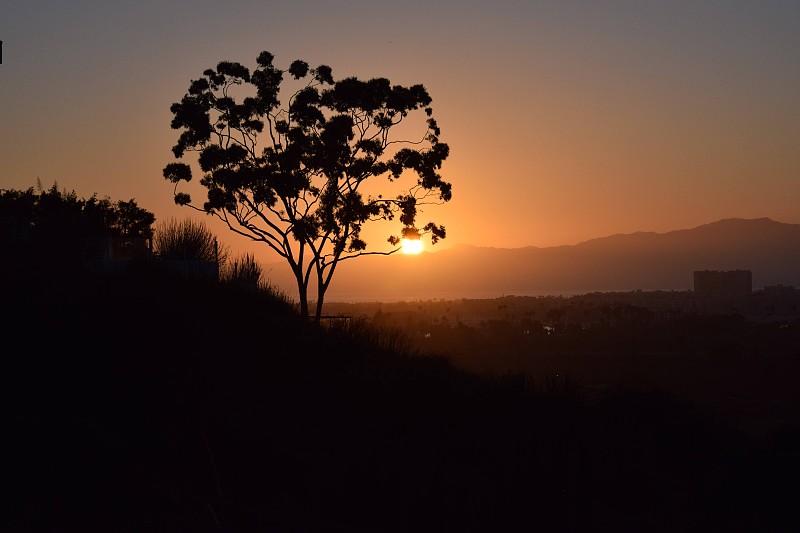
[275,217,800,301]
[2,259,799,531]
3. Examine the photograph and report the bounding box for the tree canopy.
[164,50,452,319]
[0,181,155,264]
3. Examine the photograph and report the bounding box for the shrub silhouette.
[152,216,227,263]
[1,181,154,266]
[220,252,262,285]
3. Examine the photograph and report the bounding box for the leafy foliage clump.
[0,181,155,266]
[1,181,154,239]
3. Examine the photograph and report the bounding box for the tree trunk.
[314,287,325,322]
[296,273,309,319]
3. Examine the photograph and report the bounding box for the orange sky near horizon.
[1,1,798,265]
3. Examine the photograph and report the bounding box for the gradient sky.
[2,1,798,262]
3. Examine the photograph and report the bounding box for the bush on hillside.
[221,253,262,285]
[153,217,228,263]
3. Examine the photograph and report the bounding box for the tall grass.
[221,253,262,285]
[153,217,228,263]
[324,316,416,357]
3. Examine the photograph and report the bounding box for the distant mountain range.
[266,218,800,302]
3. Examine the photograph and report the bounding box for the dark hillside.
[2,260,798,531]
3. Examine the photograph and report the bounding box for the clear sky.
[2,1,798,259]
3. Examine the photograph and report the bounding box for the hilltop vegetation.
[2,188,798,531]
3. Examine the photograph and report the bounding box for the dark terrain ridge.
[2,256,799,532]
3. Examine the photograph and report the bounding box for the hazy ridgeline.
[2,222,799,530]
[276,217,800,303]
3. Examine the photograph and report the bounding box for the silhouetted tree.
[164,50,453,319]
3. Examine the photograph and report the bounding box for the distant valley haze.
[263,217,800,303]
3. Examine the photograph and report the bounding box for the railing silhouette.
[86,236,219,282]
[315,315,353,327]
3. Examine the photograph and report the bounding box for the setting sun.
[401,238,423,255]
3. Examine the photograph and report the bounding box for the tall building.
[693,270,752,297]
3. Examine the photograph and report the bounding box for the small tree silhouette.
[163,50,453,320]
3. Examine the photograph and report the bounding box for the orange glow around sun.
[401,238,423,254]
